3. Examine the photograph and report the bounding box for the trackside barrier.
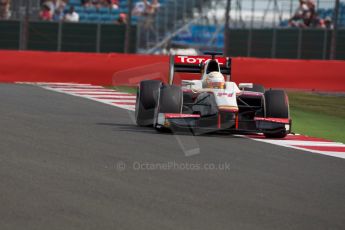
[0,50,344,92]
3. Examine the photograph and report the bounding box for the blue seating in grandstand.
[84,6,97,14]
[99,7,110,14]
[62,0,161,25]
[119,1,128,8]
[87,13,101,22]
[172,24,224,49]
[110,8,120,14]
[74,6,84,12]
[69,0,81,6]
[100,14,112,22]
[120,8,129,14]
[316,3,345,27]
[110,14,119,22]
[132,16,139,24]
[79,12,87,21]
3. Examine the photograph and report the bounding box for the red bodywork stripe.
[165,114,200,119]
[219,108,238,113]
[254,117,290,124]
[235,113,239,129]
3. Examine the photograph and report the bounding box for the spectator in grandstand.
[306,0,316,13]
[82,0,118,9]
[116,13,127,25]
[42,0,66,15]
[141,0,160,34]
[129,0,160,17]
[0,0,10,20]
[304,0,316,26]
[288,0,326,28]
[91,0,101,8]
[289,0,310,27]
[305,0,327,28]
[53,5,65,21]
[64,6,79,22]
[98,0,107,8]
[40,4,53,21]
[108,0,119,9]
[324,16,333,29]
[132,1,146,16]
[143,0,160,16]
[82,0,92,7]
[88,0,118,9]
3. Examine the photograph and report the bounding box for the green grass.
[288,92,345,143]
[106,86,138,94]
[106,86,345,143]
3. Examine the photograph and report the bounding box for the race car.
[135,52,291,138]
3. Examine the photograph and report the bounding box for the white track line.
[249,137,345,159]
[257,140,344,147]
[21,82,136,111]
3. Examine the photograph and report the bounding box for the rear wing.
[169,55,232,85]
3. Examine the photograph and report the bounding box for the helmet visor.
[209,81,225,89]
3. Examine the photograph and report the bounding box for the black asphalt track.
[0,84,344,230]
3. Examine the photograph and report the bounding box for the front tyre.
[135,80,162,126]
[157,85,183,113]
[263,90,290,138]
[154,85,183,131]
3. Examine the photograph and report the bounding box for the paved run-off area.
[1,83,344,230]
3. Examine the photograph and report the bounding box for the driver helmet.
[204,71,225,89]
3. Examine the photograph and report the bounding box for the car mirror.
[239,83,253,90]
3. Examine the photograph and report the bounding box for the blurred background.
[0,0,344,59]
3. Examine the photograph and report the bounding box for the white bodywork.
[182,59,242,111]
[182,80,240,110]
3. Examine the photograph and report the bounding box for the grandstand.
[317,2,345,25]
[24,0,203,25]
[66,0,138,24]
[36,0,206,51]
[280,1,345,27]
[171,1,345,51]
[1,0,344,59]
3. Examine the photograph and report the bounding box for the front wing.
[156,113,291,135]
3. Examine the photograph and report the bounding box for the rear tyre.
[135,80,162,126]
[244,84,265,93]
[155,85,183,131]
[263,90,289,138]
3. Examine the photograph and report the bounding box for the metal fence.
[0,20,136,53]
[144,0,345,56]
[2,0,209,52]
[227,0,339,28]
[169,0,345,59]
[1,0,344,58]
[225,28,345,60]
[223,0,345,60]
[136,0,209,52]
